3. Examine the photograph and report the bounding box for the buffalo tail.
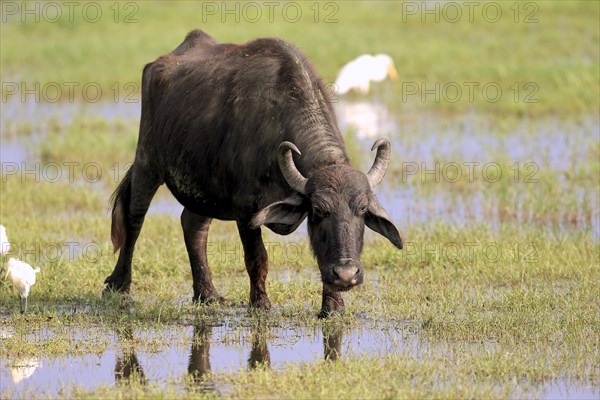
[110,168,132,253]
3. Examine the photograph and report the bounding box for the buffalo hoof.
[103,276,131,295]
[318,308,344,319]
[319,286,345,318]
[194,293,229,305]
[250,296,272,311]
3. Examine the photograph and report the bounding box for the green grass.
[1,1,598,115]
[1,113,598,398]
[1,112,599,398]
[1,1,599,398]
[1,180,598,397]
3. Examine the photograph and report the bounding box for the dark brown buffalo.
[104,29,402,317]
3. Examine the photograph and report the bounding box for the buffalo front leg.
[237,221,271,310]
[318,285,345,318]
[181,209,223,303]
[104,165,161,293]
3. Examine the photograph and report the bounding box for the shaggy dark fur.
[105,29,402,317]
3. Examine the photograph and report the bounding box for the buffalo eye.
[358,204,368,215]
[312,205,330,219]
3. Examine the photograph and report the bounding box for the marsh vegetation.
[1,1,599,398]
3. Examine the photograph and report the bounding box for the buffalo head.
[252,139,402,292]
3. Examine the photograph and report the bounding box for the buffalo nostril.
[333,266,360,284]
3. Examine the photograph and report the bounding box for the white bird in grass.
[335,54,398,95]
[0,224,9,255]
[3,258,40,314]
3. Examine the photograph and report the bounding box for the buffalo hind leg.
[181,209,224,303]
[237,221,271,310]
[319,285,345,318]
[104,165,161,293]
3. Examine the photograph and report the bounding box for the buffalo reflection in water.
[112,324,344,391]
[114,325,147,385]
[324,327,343,361]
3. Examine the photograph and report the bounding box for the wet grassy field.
[1,1,599,399]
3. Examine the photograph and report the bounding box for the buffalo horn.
[278,141,307,194]
[366,138,391,188]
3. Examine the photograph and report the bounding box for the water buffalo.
[105,29,403,317]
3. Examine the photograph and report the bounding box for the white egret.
[0,224,9,255]
[334,54,398,95]
[3,258,40,314]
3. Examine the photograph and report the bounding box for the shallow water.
[1,100,598,397]
[537,381,600,400]
[1,100,139,126]
[1,320,597,398]
[0,321,416,396]
[374,182,600,238]
[2,99,597,238]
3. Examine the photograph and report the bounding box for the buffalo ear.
[365,197,403,249]
[250,195,308,235]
